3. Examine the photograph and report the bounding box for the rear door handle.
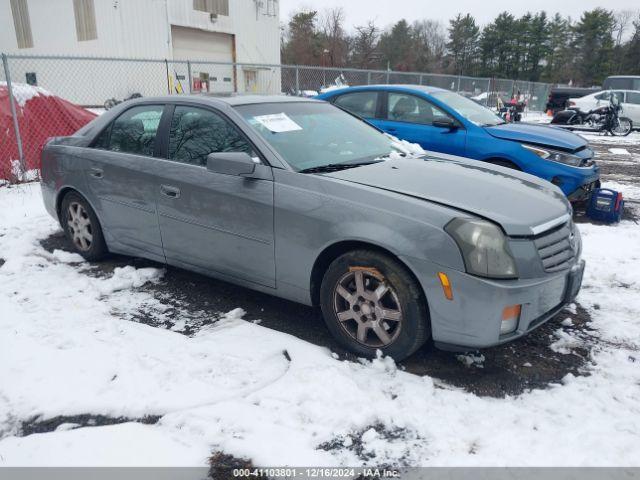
[160,184,181,199]
[90,167,103,178]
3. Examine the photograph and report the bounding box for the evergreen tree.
[543,14,573,83]
[621,19,640,74]
[281,11,323,66]
[378,20,416,71]
[447,14,480,75]
[572,8,616,85]
[480,12,518,78]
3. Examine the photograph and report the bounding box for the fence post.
[457,75,461,92]
[295,66,299,95]
[187,61,192,94]
[386,70,390,84]
[164,59,171,94]
[367,71,371,85]
[419,74,424,85]
[2,53,25,175]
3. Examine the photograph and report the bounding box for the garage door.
[171,26,235,93]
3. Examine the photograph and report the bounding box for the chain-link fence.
[0,53,553,182]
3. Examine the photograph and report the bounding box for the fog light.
[501,304,521,334]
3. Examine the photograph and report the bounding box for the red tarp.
[1,84,96,178]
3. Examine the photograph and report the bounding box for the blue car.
[316,85,600,201]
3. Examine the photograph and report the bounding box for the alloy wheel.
[67,202,93,251]
[333,268,403,348]
[611,118,632,136]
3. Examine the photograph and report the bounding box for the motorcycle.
[497,94,526,122]
[551,91,633,136]
[104,92,143,110]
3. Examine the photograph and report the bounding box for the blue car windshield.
[431,91,505,126]
[236,102,396,171]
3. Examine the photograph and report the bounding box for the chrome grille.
[534,221,576,273]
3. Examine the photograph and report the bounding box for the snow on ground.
[0,184,639,467]
[579,131,640,145]
[521,111,552,124]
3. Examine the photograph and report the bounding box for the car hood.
[484,122,588,151]
[324,155,571,236]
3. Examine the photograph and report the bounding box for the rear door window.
[625,91,640,105]
[333,91,379,118]
[596,91,625,103]
[94,105,164,156]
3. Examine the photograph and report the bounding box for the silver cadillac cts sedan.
[40,95,585,360]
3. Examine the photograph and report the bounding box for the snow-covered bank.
[0,184,639,467]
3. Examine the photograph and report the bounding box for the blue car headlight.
[445,218,518,279]
[521,144,583,167]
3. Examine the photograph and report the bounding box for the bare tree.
[412,19,447,72]
[320,7,349,67]
[351,21,380,69]
[614,10,636,46]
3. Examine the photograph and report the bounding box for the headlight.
[521,144,582,167]
[445,218,518,279]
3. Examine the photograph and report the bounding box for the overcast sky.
[279,0,639,30]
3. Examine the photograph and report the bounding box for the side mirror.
[206,152,257,176]
[432,117,458,129]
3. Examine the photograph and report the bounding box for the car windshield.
[235,102,398,172]
[431,90,505,126]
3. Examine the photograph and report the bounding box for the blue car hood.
[484,123,588,152]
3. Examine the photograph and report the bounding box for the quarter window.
[95,105,163,156]
[333,91,378,118]
[386,93,451,125]
[168,106,253,166]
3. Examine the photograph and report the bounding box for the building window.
[10,0,34,49]
[193,0,229,16]
[73,0,97,41]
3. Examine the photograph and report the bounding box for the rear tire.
[319,250,430,361]
[61,192,108,261]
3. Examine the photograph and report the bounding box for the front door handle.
[160,184,181,199]
[386,127,397,132]
[90,168,103,179]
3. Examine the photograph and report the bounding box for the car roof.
[323,84,449,95]
[127,94,319,107]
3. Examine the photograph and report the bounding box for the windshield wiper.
[299,160,383,174]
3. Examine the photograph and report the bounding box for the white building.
[0,0,282,104]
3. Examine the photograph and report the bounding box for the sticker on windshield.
[253,113,302,133]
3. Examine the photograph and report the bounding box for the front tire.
[61,192,108,261]
[319,250,430,361]
[610,117,633,136]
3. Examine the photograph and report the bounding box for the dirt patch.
[208,452,255,479]
[19,413,161,437]
[319,423,421,467]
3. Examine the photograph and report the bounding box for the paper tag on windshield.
[254,113,302,133]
